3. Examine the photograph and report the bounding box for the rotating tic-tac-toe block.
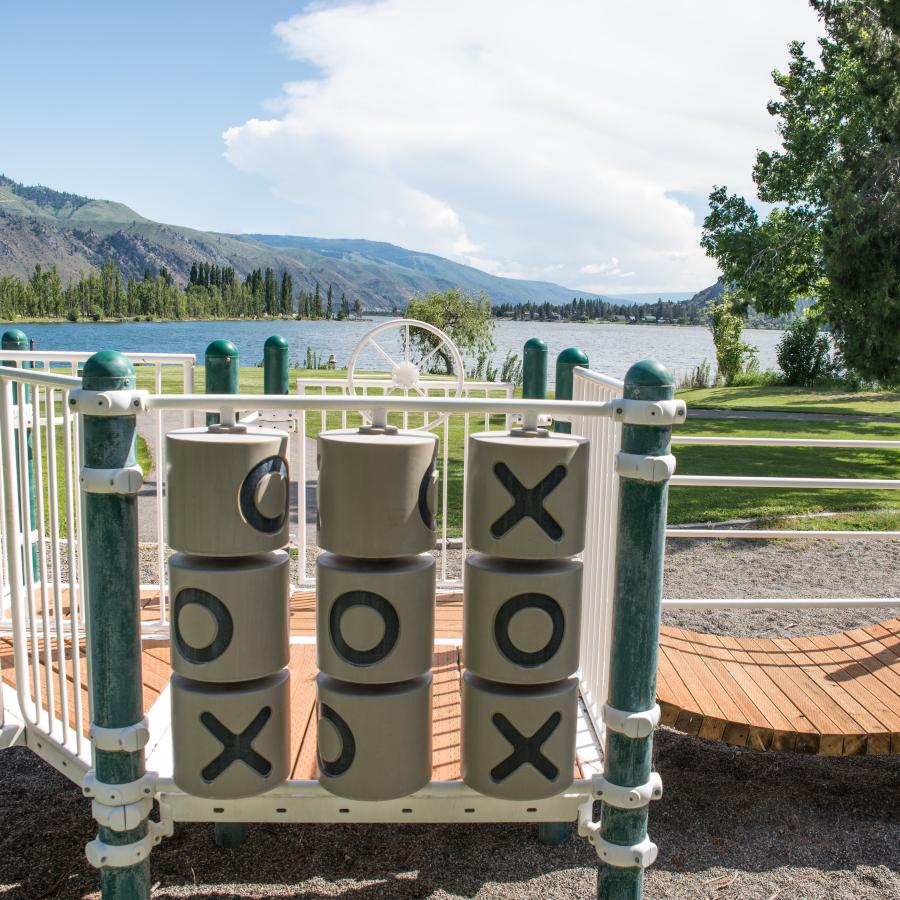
[171,669,290,799]
[463,554,582,684]
[166,427,290,556]
[315,672,432,800]
[465,431,589,559]
[317,429,438,558]
[169,551,290,683]
[316,552,435,684]
[461,672,577,800]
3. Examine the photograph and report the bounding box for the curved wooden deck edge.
[657,618,900,756]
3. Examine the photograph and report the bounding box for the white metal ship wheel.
[346,318,465,431]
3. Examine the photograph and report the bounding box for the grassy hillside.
[0,174,606,312]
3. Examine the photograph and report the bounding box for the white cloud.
[224,0,823,292]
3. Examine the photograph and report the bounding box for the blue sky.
[1,1,823,292]
[1,2,311,232]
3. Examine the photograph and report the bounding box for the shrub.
[500,351,523,386]
[776,317,833,386]
[679,359,712,389]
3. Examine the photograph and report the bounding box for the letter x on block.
[490,711,561,782]
[200,708,272,783]
[491,462,566,540]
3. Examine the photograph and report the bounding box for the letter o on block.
[317,553,435,683]
[171,670,290,799]
[317,429,438,558]
[166,427,290,556]
[315,673,432,800]
[463,554,582,684]
[465,431,589,558]
[170,551,290,682]
[461,672,577,800]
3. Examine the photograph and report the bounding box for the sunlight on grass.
[677,385,900,417]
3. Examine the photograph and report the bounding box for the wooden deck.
[4,589,899,759]
[657,620,900,755]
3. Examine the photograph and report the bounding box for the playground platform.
[4,587,898,765]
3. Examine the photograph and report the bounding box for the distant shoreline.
[2,316,785,331]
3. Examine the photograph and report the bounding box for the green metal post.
[81,351,151,899]
[597,359,674,899]
[522,337,548,399]
[554,347,589,433]
[205,339,239,426]
[263,335,289,395]
[2,329,38,578]
[205,337,249,849]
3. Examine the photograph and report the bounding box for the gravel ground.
[1,730,897,900]
[4,538,898,898]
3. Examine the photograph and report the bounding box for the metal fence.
[570,365,900,740]
[3,357,899,772]
[0,352,195,636]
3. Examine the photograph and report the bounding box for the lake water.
[6,319,784,387]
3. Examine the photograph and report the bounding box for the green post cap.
[82,350,136,391]
[2,329,28,350]
[205,339,239,360]
[264,335,288,350]
[524,337,548,352]
[557,347,589,366]
[624,359,675,388]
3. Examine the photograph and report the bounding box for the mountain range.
[0,175,622,311]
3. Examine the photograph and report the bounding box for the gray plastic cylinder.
[166,427,290,556]
[315,672,432,800]
[170,552,290,683]
[465,430,589,558]
[317,429,438,557]
[316,553,435,684]
[461,672,577,799]
[171,669,290,799]
[463,554,582,684]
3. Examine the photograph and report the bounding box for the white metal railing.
[571,368,623,735]
[571,365,900,738]
[1,365,611,822]
[0,365,90,766]
[296,377,515,586]
[0,351,195,630]
[6,354,897,788]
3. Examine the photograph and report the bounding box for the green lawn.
[677,385,900,417]
[132,366,900,535]
[669,417,900,527]
[36,419,151,534]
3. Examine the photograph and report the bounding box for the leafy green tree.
[405,288,494,374]
[700,0,899,383]
[707,296,757,385]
